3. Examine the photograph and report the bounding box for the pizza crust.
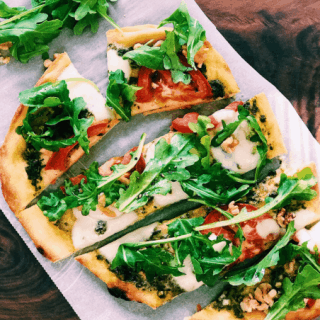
[106,25,240,116]
[186,299,320,320]
[249,93,287,159]
[0,53,119,215]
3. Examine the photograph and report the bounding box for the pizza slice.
[0,53,119,215]
[74,163,320,309]
[105,2,240,120]
[186,221,320,320]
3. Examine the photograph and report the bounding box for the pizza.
[0,52,119,215]
[1,2,320,319]
[16,92,318,313]
[105,5,240,119]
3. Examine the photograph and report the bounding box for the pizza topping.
[45,121,110,171]
[106,69,141,122]
[276,208,296,228]
[107,48,132,80]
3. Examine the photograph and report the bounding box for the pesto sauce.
[22,143,45,191]
[208,79,225,99]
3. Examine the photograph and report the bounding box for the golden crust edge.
[186,299,320,320]
[250,93,287,159]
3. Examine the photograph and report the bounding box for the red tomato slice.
[171,112,221,133]
[225,101,244,112]
[135,65,213,103]
[136,67,154,103]
[171,112,199,133]
[45,121,109,171]
[201,203,279,261]
[121,146,146,174]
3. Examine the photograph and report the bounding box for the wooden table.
[1,1,320,319]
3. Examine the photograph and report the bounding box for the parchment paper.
[1,0,320,319]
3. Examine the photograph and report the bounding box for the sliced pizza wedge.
[105,2,240,120]
[0,53,119,214]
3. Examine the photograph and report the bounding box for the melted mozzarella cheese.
[153,181,189,207]
[173,256,203,292]
[294,209,318,231]
[107,49,131,80]
[98,223,157,263]
[72,207,138,250]
[210,109,260,174]
[58,64,114,121]
[256,219,280,239]
[296,221,320,251]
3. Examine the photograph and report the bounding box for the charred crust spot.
[108,287,130,301]
[37,247,45,255]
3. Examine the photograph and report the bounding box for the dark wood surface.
[1,1,320,319]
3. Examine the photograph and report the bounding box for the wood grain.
[1,1,320,319]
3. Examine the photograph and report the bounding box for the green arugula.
[158,1,206,70]
[122,1,205,84]
[265,264,320,320]
[0,0,119,63]
[106,69,141,122]
[111,216,242,286]
[16,80,93,153]
[195,168,317,232]
[225,222,296,286]
[115,133,199,213]
[37,133,146,220]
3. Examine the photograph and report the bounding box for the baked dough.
[106,25,240,116]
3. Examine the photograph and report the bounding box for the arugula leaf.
[38,133,146,220]
[279,242,320,273]
[122,45,165,70]
[0,1,26,18]
[158,1,206,69]
[265,264,320,320]
[116,133,199,213]
[0,12,63,63]
[106,69,141,122]
[0,0,119,62]
[17,80,93,153]
[111,246,184,281]
[225,222,296,286]
[195,168,317,232]
[112,216,242,286]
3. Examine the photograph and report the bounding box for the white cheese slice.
[173,256,203,292]
[107,49,131,80]
[153,181,189,208]
[294,209,317,231]
[256,219,280,239]
[98,222,157,263]
[210,109,260,174]
[58,64,114,121]
[72,208,138,250]
[295,228,316,251]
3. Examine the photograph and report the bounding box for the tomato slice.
[171,112,199,133]
[136,67,154,103]
[201,203,280,261]
[135,65,213,103]
[121,146,146,174]
[225,101,244,112]
[45,121,109,171]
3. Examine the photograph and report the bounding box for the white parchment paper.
[1,0,320,319]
